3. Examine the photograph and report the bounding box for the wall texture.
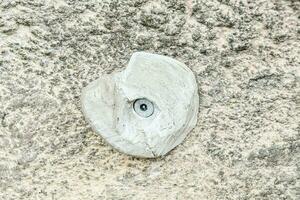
[0,0,299,199]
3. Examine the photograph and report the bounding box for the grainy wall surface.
[0,0,299,199]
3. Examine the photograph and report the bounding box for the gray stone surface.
[0,0,299,199]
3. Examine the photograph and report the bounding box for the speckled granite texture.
[0,0,299,199]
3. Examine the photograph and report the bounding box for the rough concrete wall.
[0,0,299,199]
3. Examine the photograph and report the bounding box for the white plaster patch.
[81,52,199,157]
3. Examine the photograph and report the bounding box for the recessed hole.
[133,98,154,118]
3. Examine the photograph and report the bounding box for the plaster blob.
[81,52,199,158]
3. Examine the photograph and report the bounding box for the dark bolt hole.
[140,104,148,111]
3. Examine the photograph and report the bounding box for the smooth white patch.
[81,52,199,158]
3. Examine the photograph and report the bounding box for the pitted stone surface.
[0,0,299,199]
